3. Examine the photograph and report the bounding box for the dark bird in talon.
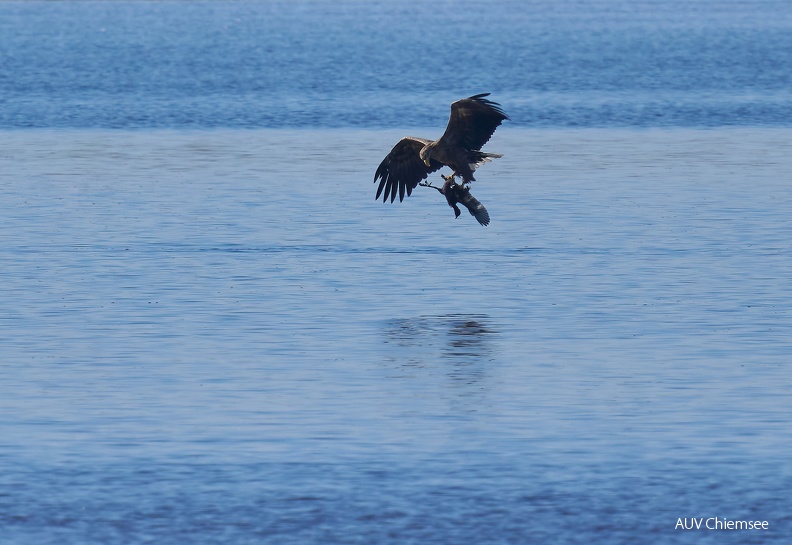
[422,176,491,226]
[373,93,508,223]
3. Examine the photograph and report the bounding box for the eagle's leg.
[445,172,474,189]
[419,180,446,197]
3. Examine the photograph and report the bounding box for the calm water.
[2,128,791,544]
[1,0,792,128]
[2,1,792,544]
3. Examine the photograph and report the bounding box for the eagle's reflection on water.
[444,316,493,358]
[381,314,496,385]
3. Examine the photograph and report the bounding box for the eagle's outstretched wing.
[374,137,444,203]
[437,93,509,152]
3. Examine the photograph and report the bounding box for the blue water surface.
[1,1,792,544]
[1,0,791,128]
[2,127,791,544]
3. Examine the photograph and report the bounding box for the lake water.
[1,2,791,544]
[2,0,792,129]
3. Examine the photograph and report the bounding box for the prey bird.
[423,175,491,226]
[374,93,508,225]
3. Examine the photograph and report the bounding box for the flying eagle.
[374,93,508,224]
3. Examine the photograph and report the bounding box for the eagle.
[374,93,508,224]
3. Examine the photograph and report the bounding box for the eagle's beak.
[423,158,431,167]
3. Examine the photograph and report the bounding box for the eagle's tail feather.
[468,151,503,171]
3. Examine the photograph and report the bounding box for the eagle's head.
[419,143,434,167]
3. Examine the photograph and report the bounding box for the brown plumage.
[374,94,508,206]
